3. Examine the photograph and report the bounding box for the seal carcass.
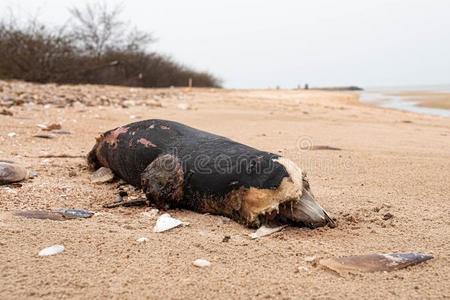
[88,119,335,228]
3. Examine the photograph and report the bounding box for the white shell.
[136,237,149,243]
[38,245,65,257]
[193,259,211,268]
[90,167,114,184]
[249,225,286,239]
[153,213,183,233]
[177,103,191,110]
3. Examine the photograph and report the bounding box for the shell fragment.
[90,167,114,184]
[319,252,433,274]
[193,259,211,268]
[0,161,28,184]
[249,225,286,239]
[153,213,183,233]
[38,245,65,257]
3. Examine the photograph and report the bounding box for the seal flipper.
[141,154,184,209]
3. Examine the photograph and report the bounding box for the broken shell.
[304,256,317,263]
[59,209,94,219]
[136,237,149,243]
[177,103,191,110]
[15,210,66,221]
[33,133,56,139]
[38,245,65,257]
[90,167,114,184]
[0,161,28,184]
[153,213,183,233]
[249,225,286,239]
[142,208,159,220]
[193,259,211,268]
[38,123,62,131]
[319,252,433,274]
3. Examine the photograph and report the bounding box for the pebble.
[304,256,317,263]
[38,245,65,257]
[383,213,394,220]
[193,259,211,268]
[136,237,149,243]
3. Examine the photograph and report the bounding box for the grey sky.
[1,0,450,88]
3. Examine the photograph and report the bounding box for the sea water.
[359,85,450,117]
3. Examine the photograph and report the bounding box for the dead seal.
[88,119,335,228]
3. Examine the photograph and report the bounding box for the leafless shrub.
[0,3,221,88]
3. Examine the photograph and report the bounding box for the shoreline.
[359,90,450,117]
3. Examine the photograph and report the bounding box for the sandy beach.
[1,81,450,299]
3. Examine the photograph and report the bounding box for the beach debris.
[142,208,159,220]
[57,208,94,219]
[136,237,149,243]
[90,167,114,184]
[301,145,342,151]
[36,154,84,158]
[296,266,309,273]
[304,256,317,263]
[383,213,394,221]
[7,132,16,138]
[0,108,13,116]
[15,209,94,221]
[33,133,56,139]
[37,123,62,131]
[249,225,286,239]
[193,259,211,268]
[103,198,147,208]
[51,130,72,135]
[222,235,231,243]
[177,103,191,110]
[15,210,66,221]
[0,161,28,184]
[153,213,183,233]
[38,245,65,257]
[319,252,433,275]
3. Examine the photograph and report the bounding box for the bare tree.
[68,2,152,56]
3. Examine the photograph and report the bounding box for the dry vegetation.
[0,3,221,88]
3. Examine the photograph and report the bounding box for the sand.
[1,81,450,299]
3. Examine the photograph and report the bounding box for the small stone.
[0,109,13,116]
[7,132,16,138]
[0,161,28,184]
[68,170,77,177]
[38,245,65,257]
[383,213,394,221]
[222,235,231,242]
[177,103,191,110]
[136,237,149,243]
[42,123,62,131]
[304,256,316,263]
[193,259,211,268]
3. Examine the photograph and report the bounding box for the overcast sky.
[1,0,450,88]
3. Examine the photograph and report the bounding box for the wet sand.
[389,91,450,110]
[1,81,450,299]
